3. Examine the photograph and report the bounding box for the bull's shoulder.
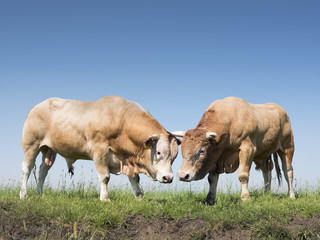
[95,96,146,116]
[97,96,139,108]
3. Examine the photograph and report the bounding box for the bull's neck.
[115,111,165,157]
[126,111,166,145]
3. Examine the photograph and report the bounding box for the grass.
[0,182,320,239]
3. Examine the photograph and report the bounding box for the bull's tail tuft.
[273,152,282,185]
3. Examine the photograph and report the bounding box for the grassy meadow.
[0,181,320,239]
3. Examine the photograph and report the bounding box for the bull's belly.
[109,158,122,175]
[49,143,91,160]
[254,135,280,159]
[254,148,278,162]
[42,133,91,160]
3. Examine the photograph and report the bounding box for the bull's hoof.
[289,193,296,200]
[100,198,111,202]
[241,196,250,201]
[204,198,216,206]
[19,191,27,199]
[135,192,144,200]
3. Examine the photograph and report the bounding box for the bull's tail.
[273,152,282,185]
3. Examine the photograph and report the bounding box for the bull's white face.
[145,133,180,183]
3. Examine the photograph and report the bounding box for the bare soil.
[0,201,319,240]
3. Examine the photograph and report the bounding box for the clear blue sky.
[1,1,319,193]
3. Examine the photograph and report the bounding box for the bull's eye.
[156,151,162,159]
[199,150,205,155]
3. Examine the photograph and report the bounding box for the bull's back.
[206,97,292,150]
[21,96,138,155]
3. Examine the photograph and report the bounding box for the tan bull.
[20,96,180,201]
[172,97,295,204]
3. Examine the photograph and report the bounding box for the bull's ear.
[144,134,160,149]
[170,131,186,138]
[213,133,228,145]
[218,133,228,143]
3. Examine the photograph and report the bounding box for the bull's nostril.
[185,174,190,180]
[163,176,168,182]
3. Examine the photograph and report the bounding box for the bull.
[172,97,295,204]
[20,96,180,201]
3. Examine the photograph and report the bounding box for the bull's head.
[172,129,227,181]
[143,133,181,183]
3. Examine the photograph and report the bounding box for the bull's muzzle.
[162,175,173,183]
[178,171,191,181]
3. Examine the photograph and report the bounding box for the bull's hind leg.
[20,146,40,199]
[128,174,143,199]
[37,148,57,194]
[262,168,272,194]
[278,148,295,199]
[260,156,273,194]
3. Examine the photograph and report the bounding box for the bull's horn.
[149,134,160,140]
[170,131,186,137]
[206,132,217,139]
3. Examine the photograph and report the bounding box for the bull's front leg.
[93,153,111,202]
[238,142,255,201]
[128,174,144,199]
[205,172,219,205]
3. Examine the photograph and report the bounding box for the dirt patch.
[109,215,251,240]
[0,201,319,240]
[287,215,320,239]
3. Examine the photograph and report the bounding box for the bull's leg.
[278,148,295,199]
[93,153,111,201]
[205,172,219,205]
[20,146,40,199]
[262,168,272,194]
[128,174,143,199]
[37,148,56,194]
[258,156,273,194]
[65,158,76,176]
[238,143,254,201]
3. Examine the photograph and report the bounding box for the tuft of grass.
[297,224,320,240]
[252,220,292,240]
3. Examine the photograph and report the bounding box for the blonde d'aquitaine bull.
[172,97,295,204]
[20,96,180,201]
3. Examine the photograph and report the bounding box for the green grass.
[1,182,320,239]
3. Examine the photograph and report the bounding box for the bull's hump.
[209,97,248,108]
[97,96,146,112]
